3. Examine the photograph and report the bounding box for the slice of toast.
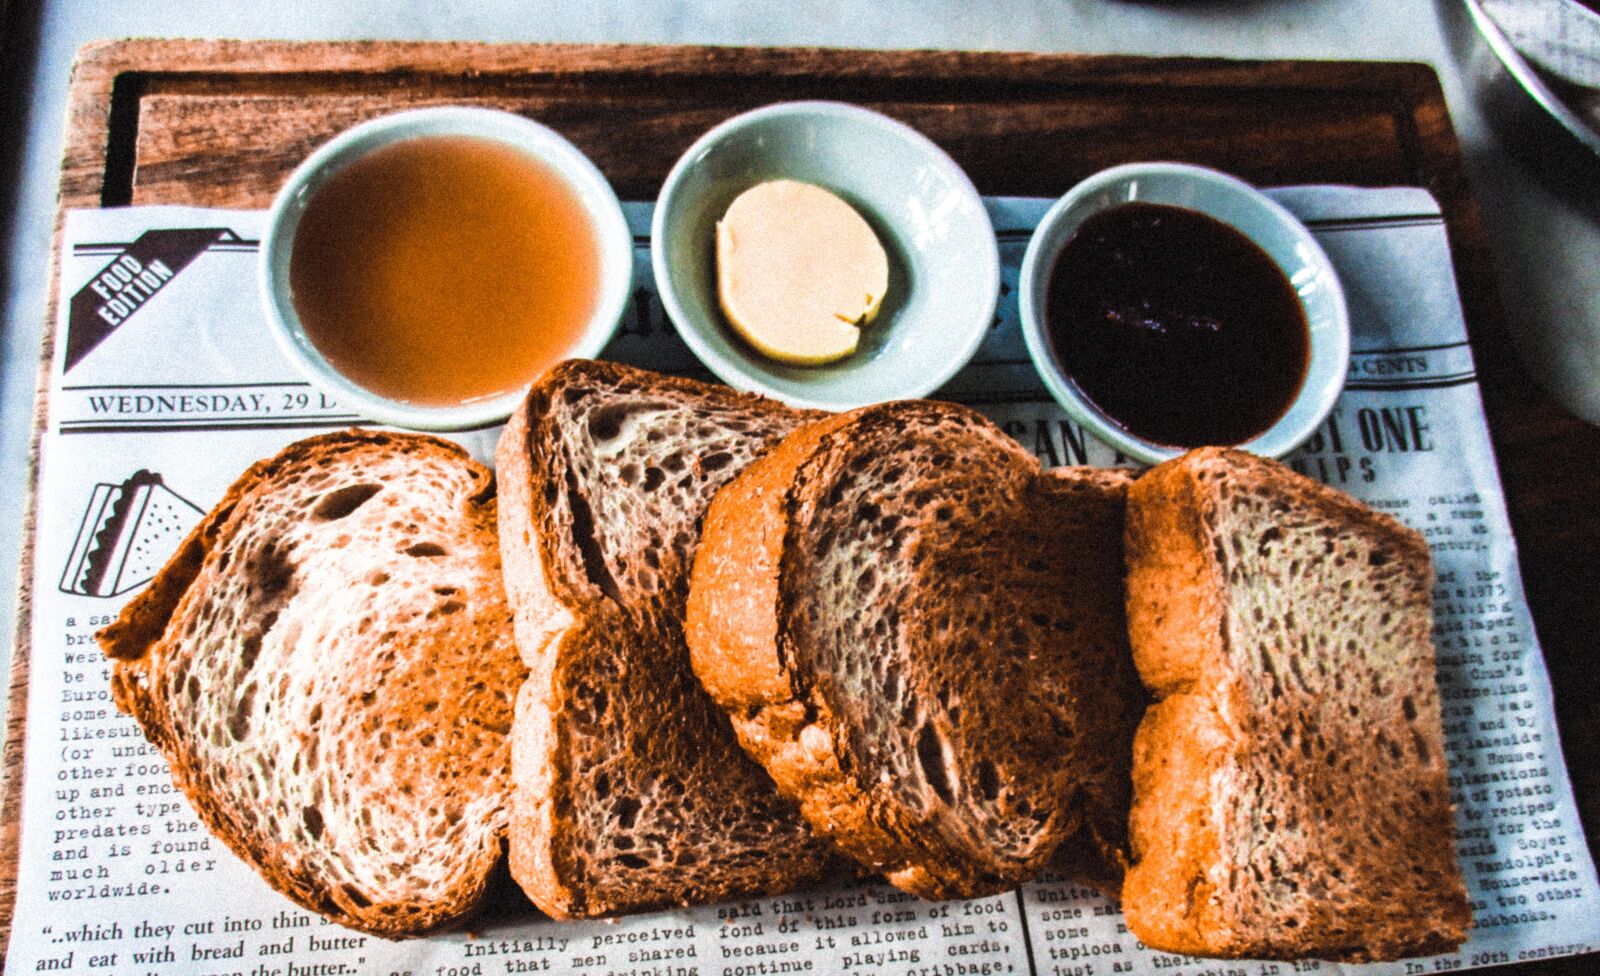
[495,359,841,918]
[97,430,522,937]
[1121,447,1471,961]
[685,400,1143,900]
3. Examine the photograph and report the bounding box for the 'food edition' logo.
[64,228,250,371]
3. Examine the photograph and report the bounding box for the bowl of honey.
[1018,162,1349,465]
[260,106,632,430]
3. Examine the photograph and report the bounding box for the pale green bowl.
[651,101,999,411]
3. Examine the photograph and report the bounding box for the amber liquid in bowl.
[289,135,602,407]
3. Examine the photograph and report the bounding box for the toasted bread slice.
[97,430,521,937]
[495,360,840,918]
[1121,447,1471,961]
[686,400,1142,900]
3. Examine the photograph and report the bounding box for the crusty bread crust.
[688,401,1141,900]
[1121,447,1471,961]
[497,360,841,918]
[497,400,583,915]
[99,430,521,938]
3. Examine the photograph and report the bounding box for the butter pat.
[716,180,889,365]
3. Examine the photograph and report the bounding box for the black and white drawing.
[59,470,204,597]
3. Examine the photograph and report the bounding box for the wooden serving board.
[6,40,1599,972]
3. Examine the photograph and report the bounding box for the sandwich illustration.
[61,470,203,598]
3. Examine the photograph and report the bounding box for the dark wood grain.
[4,39,1596,973]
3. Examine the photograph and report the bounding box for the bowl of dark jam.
[1018,162,1349,465]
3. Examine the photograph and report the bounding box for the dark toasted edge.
[498,390,597,919]
[1040,465,1142,896]
[96,429,505,938]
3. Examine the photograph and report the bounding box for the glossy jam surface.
[1045,202,1309,448]
[290,135,601,407]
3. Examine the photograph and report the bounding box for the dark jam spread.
[1045,202,1309,448]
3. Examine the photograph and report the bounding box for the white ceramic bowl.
[652,101,999,411]
[260,106,632,431]
[1017,162,1350,465]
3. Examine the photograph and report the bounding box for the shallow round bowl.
[652,101,999,411]
[260,106,633,431]
[1018,162,1350,465]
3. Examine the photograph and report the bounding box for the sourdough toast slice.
[686,400,1142,900]
[1121,447,1471,961]
[495,360,839,918]
[98,431,521,937]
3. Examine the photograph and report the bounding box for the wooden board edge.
[68,36,1446,93]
